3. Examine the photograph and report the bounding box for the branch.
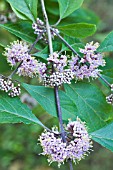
[40,0,73,168]
[97,73,111,88]
[51,27,81,58]
[40,0,65,138]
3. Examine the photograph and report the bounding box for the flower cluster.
[39,42,105,86]
[32,18,59,42]
[106,94,113,105]
[69,42,105,80]
[42,69,74,87]
[3,40,105,85]
[3,40,39,78]
[111,84,113,91]
[0,75,21,97]
[39,118,92,167]
[38,52,74,86]
[0,12,17,24]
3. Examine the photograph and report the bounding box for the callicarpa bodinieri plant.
[0,0,113,169]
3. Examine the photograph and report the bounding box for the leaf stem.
[52,18,62,27]
[50,27,81,58]
[40,0,65,137]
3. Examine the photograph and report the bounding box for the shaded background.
[0,0,113,170]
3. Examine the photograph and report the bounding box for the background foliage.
[0,0,113,169]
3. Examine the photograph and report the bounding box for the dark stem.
[54,86,66,142]
[40,1,73,169]
[51,27,81,58]
[8,31,45,79]
[68,159,74,170]
[97,73,111,88]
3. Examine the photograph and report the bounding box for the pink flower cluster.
[39,118,92,167]
[3,40,105,86]
[69,42,105,80]
[3,40,39,78]
[0,75,21,97]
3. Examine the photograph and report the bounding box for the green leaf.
[58,23,96,38]
[6,0,38,21]
[58,0,84,19]
[91,122,113,152]
[0,93,45,128]
[64,82,112,132]
[62,8,99,25]
[0,21,42,50]
[22,83,78,120]
[11,6,29,20]
[97,31,113,52]
[25,0,38,19]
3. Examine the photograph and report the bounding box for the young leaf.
[64,82,112,132]
[6,0,38,21]
[22,83,78,120]
[97,31,113,52]
[58,23,96,38]
[0,93,45,128]
[91,122,113,152]
[58,0,84,19]
[0,21,41,50]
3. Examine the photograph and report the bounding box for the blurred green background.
[0,0,113,170]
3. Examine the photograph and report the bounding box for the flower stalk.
[40,0,73,169]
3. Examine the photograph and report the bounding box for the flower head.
[39,118,92,167]
[17,55,39,78]
[0,75,21,97]
[69,42,105,80]
[106,94,113,105]
[3,40,29,66]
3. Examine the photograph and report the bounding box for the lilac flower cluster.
[0,75,21,97]
[3,40,105,85]
[32,18,59,42]
[39,118,92,167]
[39,42,105,86]
[106,94,113,105]
[3,40,39,78]
[42,70,74,86]
[39,52,74,86]
[69,42,105,80]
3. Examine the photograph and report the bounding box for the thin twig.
[97,73,111,88]
[68,159,74,170]
[54,86,66,142]
[51,27,81,58]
